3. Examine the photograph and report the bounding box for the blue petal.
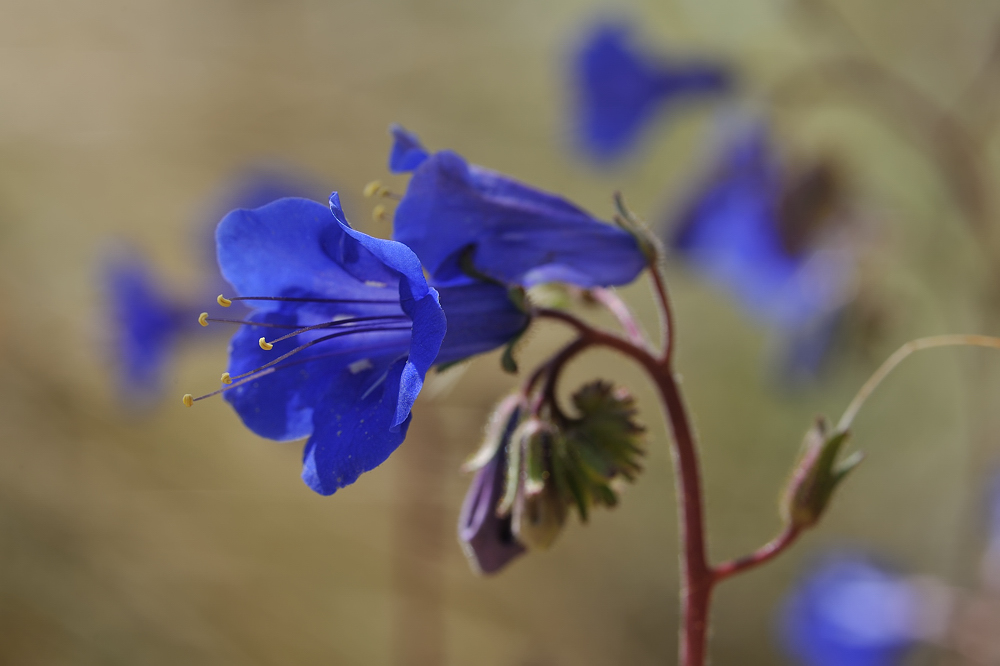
[573,23,731,162]
[217,197,401,311]
[388,124,430,173]
[393,150,646,288]
[301,357,412,495]
[105,256,187,394]
[434,281,529,366]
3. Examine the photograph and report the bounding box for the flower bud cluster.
[459,381,645,573]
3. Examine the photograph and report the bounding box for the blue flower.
[779,555,917,666]
[388,125,647,288]
[105,254,192,400]
[215,193,445,494]
[572,22,731,163]
[669,124,854,331]
[214,193,526,495]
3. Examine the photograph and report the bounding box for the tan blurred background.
[1,0,999,663]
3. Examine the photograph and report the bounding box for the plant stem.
[536,303,713,666]
[713,524,801,581]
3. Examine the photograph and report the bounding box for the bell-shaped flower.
[388,125,647,289]
[669,124,855,330]
[211,193,526,495]
[572,22,732,163]
[779,555,919,666]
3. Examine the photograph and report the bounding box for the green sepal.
[782,418,864,530]
[496,422,526,518]
[612,192,661,264]
[462,393,521,473]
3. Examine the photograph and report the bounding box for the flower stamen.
[216,294,399,306]
[229,325,412,383]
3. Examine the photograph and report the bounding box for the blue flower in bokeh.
[105,254,193,400]
[572,22,732,163]
[668,124,854,332]
[388,125,647,288]
[215,193,526,494]
[780,555,917,666]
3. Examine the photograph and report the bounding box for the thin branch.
[838,334,1000,432]
[713,525,802,581]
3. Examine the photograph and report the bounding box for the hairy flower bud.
[782,418,864,530]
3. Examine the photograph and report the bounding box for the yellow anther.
[221,372,233,385]
[217,294,232,307]
[182,394,194,407]
[259,337,273,351]
[198,312,209,327]
[372,204,387,222]
[363,180,384,198]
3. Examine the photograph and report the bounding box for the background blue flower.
[389,125,647,289]
[779,554,917,666]
[572,22,732,163]
[105,253,193,401]
[668,123,854,331]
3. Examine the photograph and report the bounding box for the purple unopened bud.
[458,441,526,575]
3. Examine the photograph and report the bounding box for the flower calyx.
[782,417,864,530]
[492,381,646,551]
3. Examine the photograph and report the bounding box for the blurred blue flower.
[105,254,193,400]
[388,125,647,289]
[572,22,732,163]
[780,555,918,666]
[668,124,854,333]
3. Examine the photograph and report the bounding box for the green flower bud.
[782,418,864,530]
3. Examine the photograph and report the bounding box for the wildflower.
[572,22,731,163]
[668,123,855,338]
[210,193,443,494]
[209,193,526,495]
[780,555,918,666]
[388,125,647,288]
